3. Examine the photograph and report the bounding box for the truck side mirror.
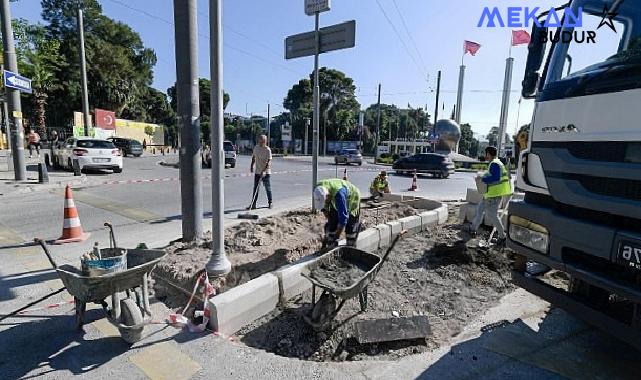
[522,25,547,98]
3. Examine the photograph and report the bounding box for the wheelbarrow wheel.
[310,293,336,331]
[119,298,144,344]
[75,298,86,330]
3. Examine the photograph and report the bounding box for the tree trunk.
[33,90,48,138]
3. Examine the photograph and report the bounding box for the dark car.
[108,137,143,157]
[392,153,455,178]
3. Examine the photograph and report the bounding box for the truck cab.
[508,0,641,349]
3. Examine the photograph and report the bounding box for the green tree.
[283,67,360,143]
[14,21,62,136]
[458,123,479,157]
[40,0,157,125]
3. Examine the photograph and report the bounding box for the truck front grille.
[578,176,641,201]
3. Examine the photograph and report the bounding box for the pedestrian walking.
[247,134,273,210]
[27,129,41,158]
[466,146,513,245]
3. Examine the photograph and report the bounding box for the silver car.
[334,149,363,165]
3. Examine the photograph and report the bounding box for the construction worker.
[369,171,390,199]
[313,178,361,248]
[466,146,513,245]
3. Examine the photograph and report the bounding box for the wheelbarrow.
[301,231,406,330]
[34,223,166,344]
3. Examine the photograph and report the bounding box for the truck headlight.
[509,216,549,254]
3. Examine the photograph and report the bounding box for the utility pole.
[311,11,320,209]
[1,0,25,180]
[455,65,465,124]
[433,71,441,135]
[374,83,381,162]
[266,103,270,146]
[304,117,309,155]
[497,57,514,156]
[77,7,91,136]
[206,0,231,276]
[173,0,203,242]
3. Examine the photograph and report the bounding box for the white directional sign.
[3,70,32,93]
[305,0,330,16]
[285,20,356,60]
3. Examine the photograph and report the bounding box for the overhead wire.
[103,0,306,76]
[391,0,426,72]
[374,0,425,77]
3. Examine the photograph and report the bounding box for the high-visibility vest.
[317,178,360,216]
[484,158,512,199]
[371,177,388,191]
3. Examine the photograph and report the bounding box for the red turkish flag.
[511,30,531,46]
[95,109,116,130]
[463,40,481,56]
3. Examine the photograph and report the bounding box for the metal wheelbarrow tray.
[301,232,405,330]
[35,229,166,344]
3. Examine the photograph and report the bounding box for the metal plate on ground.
[354,315,430,343]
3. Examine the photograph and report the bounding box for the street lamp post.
[206,0,231,276]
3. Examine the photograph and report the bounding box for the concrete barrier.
[273,256,318,305]
[374,223,392,248]
[434,204,449,224]
[419,210,439,230]
[356,227,380,252]
[397,215,422,235]
[209,273,280,336]
[385,220,403,236]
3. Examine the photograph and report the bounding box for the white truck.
[508,0,641,350]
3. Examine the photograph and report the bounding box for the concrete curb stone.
[374,223,392,249]
[397,215,422,235]
[209,273,280,336]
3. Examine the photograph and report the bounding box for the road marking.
[72,191,160,222]
[91,318,120,338]
[130,341,201,380]
[0,223,26,246]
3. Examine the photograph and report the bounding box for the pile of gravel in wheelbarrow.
[237,208,514,362]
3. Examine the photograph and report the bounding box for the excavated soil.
[237,205,515,362]
[153,201,421,311]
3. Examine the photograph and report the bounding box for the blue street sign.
[3,70,32,93]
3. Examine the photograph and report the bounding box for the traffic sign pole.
[312,11,320,210]
[77,8,92,136]
[0,0,26,181]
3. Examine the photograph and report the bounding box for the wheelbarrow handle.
[379,230,407,267]
[104,222,117,249]
[34,238,58,269]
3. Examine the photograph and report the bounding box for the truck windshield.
[545,0,641,91]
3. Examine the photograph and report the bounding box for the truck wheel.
[113,167,123,173]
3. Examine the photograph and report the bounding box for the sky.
[12,0,566,136]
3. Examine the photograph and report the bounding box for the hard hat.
[313,186,329,210]
[380,171,387,177]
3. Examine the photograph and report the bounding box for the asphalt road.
[0,154,476,247]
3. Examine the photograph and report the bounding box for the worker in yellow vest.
[313,178,361,248]
[467,146,513,245]
[369,171,390,200]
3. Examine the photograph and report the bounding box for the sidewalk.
[0,151,88,196]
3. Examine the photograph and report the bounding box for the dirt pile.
[238,207,515,362]
[153,202,420,310]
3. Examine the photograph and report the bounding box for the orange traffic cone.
[408,170,418,191]
[55,185,90,244]
[342,168,348,181]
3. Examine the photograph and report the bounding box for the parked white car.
[54,137,123,173]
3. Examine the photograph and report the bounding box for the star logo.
[597,3,619,33]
